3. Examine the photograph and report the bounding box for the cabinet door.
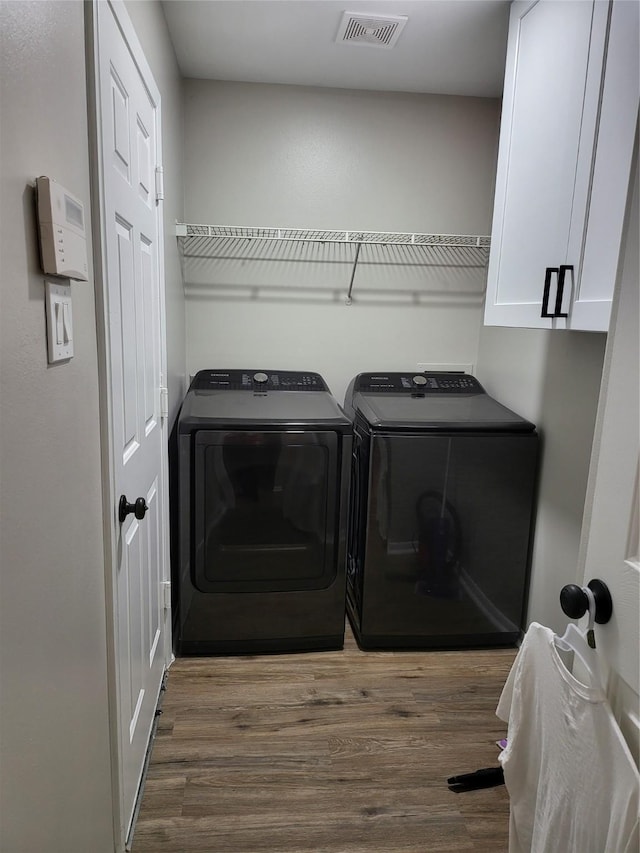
[484,0,608,329]
[567,0,639,332]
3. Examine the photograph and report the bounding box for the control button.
[412,375,427,386]
[253,372,269,384]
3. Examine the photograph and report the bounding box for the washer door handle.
[119,495,148,523]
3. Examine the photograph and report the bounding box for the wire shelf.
[176,222,491,249]
[175,223,491,304]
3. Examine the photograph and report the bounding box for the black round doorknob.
[119,495,148,523]
[559,584,587,619]
[559,579,613,624]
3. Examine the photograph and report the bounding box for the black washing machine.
[344,372,539,649]
[176,369,352,654]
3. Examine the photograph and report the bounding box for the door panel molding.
[87,0,170,847]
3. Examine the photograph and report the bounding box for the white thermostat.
[36,176,89,281]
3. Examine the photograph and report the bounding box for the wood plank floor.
[132,624,515,853]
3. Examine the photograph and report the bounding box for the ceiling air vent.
[336,12,408,49]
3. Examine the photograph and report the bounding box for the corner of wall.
[476,323,606,634]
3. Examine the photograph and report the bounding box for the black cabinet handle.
[119,495,148,523]
[541,265,573,318]
[541,267,559,317]
[554,264,572,318]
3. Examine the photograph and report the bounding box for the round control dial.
[253,372,269,384]
[412,375,427,386]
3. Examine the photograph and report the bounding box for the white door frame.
[86,0,172,847]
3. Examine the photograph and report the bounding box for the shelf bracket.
[345,241,362,305]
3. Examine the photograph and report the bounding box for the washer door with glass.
[193,429,339,592]
[359,430,538,644]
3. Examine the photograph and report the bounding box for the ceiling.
[161,1,511,98]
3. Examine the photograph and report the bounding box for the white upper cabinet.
[484,0,639,331]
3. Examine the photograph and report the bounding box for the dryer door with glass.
[193,429,339,592]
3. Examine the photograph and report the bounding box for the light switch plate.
[45,280,74,362]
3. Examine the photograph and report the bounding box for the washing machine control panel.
[354,372,484,394]
[192,370,329,391]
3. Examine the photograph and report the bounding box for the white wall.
[0,3,113,851]
[477,327,606,634]
[0,2,185,850]
[183,80,501,401]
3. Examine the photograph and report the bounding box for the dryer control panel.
[354,372,484,394]
[192,370,329,392]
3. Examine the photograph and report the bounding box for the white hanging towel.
[496,621,639,853]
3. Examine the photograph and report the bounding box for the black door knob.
[119,495,148,523]
[559,579,613,624]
